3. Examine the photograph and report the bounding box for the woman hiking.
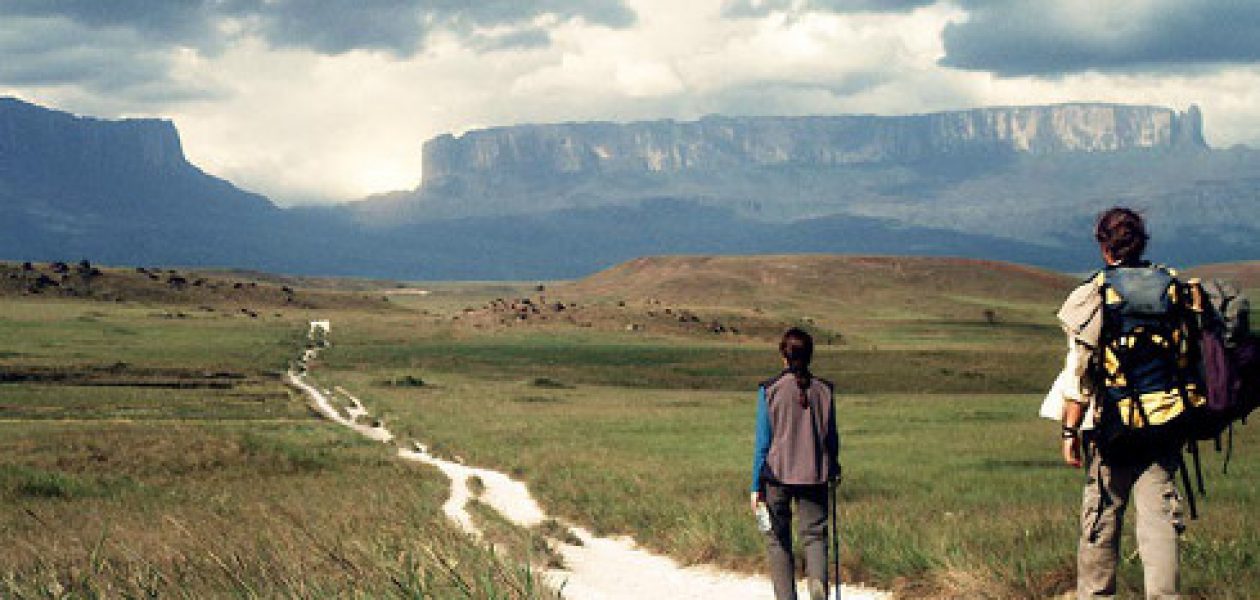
[1043,207,1199,599]
[750,327,841,600]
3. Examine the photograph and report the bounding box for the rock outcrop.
[421,104,1206,187]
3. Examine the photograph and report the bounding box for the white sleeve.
[1039,339,1075,421]
[1039,338,1095,427]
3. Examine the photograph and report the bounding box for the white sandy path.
[285,370,393,443]
[288,347,888,600]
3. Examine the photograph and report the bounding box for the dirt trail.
[288,338,888,600]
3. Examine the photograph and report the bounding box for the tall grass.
[0,421,556,598]
[331,346,1260,599]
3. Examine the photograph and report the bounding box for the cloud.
[0,16,217,105]
[721,0,938,18]
[0,0,227,49]
[0,0,637,57]
[466,28,554,53]
[941,0,1260,76]
[9,0,1260,208]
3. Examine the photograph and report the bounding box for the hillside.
[347,103,1260,272]
[567,255,1072,304]
[559,255,1074,343]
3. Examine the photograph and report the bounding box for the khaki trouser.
[764,481,829,600]
[1078,447,1185,599]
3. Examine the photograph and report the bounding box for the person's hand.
[1062,436,1082,468]
[750,490,764,512]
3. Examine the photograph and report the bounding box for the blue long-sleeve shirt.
[750,386,772,492]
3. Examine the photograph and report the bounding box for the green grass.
[0,383,303,421]
[321,329,1062,394]
[0,297,555,598]
[322,332,1260,599]
[0,420,556,598]
[0,298,299,370]
[4,261,1258,599]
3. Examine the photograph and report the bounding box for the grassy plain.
[3,255,1258,599]
[314,256,1258,599]
[0,296,553,598]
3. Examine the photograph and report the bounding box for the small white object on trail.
[286,329,887,600]
[308,320,331,339]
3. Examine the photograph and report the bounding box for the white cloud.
[5,0,1260,205]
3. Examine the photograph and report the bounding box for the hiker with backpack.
[750,328,841,600]
[1044,207,1207,598]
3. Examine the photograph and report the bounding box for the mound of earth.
[564,255,1073,314]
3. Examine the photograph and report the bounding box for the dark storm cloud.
[254,0,636,55]
[0,1,636,105]
[0,0,224,48]
[0,0,637,56]
[941,0,1260,76]
[721,0,937,18]
[0,16,215,103]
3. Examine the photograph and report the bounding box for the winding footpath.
[286,336,888,600]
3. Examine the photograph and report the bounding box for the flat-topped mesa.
[421,104,1207,186]
[0,96,188,179]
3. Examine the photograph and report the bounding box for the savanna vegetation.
[2,256,1257,598]
[0,295,554,598]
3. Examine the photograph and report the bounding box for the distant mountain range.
[1,97,1256,279]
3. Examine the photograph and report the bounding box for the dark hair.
[1094,207,1148,265]
[779,328,814,407]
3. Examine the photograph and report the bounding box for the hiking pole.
[831,476,841,600]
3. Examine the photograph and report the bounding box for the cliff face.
[0,96,279,269]
[0,96,273,215]
[422,104,1206,186]
[0,97,189,183]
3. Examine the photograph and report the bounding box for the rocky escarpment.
[421,104,1206,186]
[0,97,282,269]
[0,97,190,182]
[0,96,273,215]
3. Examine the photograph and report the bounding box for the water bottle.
[755,502,772,533]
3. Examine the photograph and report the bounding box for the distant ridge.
[423,103,1205,187]
[2,97,1258,279]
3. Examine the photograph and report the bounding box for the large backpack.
[1189,278,1259,462]
[1091,265,1205,462]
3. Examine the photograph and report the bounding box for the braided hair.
[779,328,814,408]
[1095,206,1148,265]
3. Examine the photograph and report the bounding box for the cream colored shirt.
[1040,277,1102,428]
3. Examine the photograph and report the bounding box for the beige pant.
[1078,447,1185,599]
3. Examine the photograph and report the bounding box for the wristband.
[1061,426,1080,440]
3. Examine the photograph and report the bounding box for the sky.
[5,0,1260,205]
